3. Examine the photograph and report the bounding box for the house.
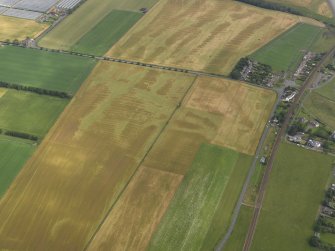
[282,91,297,102]
[309,120,320,128]
[307,139,322,148]
[260,156,267,165]
[288,134,303,143]
[332,131,335,141]
[321,206,335,217]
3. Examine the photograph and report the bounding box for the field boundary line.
[0,43,274,92]
[82,75,198,251]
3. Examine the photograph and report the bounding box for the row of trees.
[0,129,39,141]
[310,236,335,251]
[0,81,72,99]
[235,0,302,15]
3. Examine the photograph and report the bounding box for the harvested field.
[0,46,96,92]
[108,0,300,75]
[0,62,194,250]
[39,0,158,50]
[87,166,183,251]
[143,77,275,176]
[147,144,248,251]
[0,89,68,137]
[0,136,35,198]
[185,77,276,155]
[72,10,143,55]
[251,23,323,72]
[251,143,334,251]
[0,15,47,40]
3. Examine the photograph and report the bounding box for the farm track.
[0,42,273,91]
[241,46,335,251]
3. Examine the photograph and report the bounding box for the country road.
[242,46,335,251]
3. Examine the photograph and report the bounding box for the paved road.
[328,0,335,16]
[214,92,281,251]
[242,47,335,251]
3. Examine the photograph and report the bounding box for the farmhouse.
[307,139,322,148]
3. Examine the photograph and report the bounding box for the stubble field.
[0,15,48,41]
[108,0,300,74]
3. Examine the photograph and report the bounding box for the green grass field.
[266,0,334,24]
[251,24,322,72]
[148,144,251,251]
[251,143,334,251]
[303,91,335,129]
[315,77,335,101]
[0,136,35,197]
[39,0,157,50]
[311,29,335,53]
[0,46,96,92]
[200,153,252,250]
[223,205,253,251]
[0,89,68,137]
[72,10,143,55]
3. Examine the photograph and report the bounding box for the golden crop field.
[0,16,48,41]
[87,166,183,251]
[108,0,300,75]
[144,77,276,176]
[0,62,194,250]
[268,0,333,18]
[186,77,277,155]
[82,77,275,250]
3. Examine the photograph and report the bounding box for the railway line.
[242,46,335,251]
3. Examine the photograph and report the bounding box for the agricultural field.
[267,0,333,18]
[223,205,254,251]
[71,10,143,55]
[315,77,335,101]
[0,136,35,197]
[108,0,302,75]
[303,91,335,128]
[143,77,275,178]
[147,144,250,251]
[251,143,334,251]
[0,15,48,40]
[0,89,68,137]
[86,76,269,250]
[0,62,195,250]
[87,166,184,251]
[39,0,158,50]
[251,23,323,72]
[311,28,335,53]
[0,46,96,92]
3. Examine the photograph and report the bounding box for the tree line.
[0,81,72,99]
[235,0,302,15]
[0,129,39,142]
